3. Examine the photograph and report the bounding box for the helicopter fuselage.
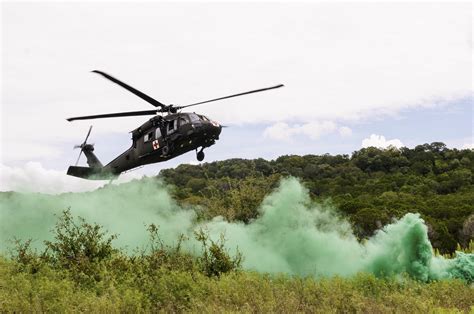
[102,112,222,175]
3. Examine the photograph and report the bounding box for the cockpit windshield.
[188,113,201,122]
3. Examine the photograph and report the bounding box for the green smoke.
[1,177,472,282]
[0,178,195,251]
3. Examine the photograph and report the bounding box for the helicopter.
[66,70,284,180]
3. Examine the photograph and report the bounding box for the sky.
[1,2,472,193]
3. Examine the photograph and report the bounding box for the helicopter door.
[141,128,164,156]
[152,128,163,152]
[141,131,155,155]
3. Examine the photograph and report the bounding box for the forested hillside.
[160,142,474,253]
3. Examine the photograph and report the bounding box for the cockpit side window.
[155,128,162,139]
[144,131,154,142]
[167,120,177,134]
[178,117,187,126]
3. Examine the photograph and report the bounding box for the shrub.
[194,229,242,277]
[9,238,44,274]
[44,209,117,267]
[42,209,117,285]
[142,223,196,273]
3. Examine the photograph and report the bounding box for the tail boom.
[67,166,117,180]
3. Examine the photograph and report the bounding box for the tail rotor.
[74,125,93,166]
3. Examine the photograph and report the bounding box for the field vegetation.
[1,210,472,312]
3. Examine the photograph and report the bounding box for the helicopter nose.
[216,123,222,134]
[210,120,222,137]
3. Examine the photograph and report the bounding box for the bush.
[194,229,242,277]
[43,209,117,281]
[9,238,44,274]
[142,223,196,273]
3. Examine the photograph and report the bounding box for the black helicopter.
[66,71,283,180]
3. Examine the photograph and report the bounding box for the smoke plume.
[1,177,472,282]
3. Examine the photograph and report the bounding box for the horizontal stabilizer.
[67,166,116,180]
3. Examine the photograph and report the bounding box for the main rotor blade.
[67,110,158,121]
[92,70,166,108]
[178,84,284,109]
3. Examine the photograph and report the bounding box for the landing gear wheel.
[197,150,205,162]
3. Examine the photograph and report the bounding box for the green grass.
[1,256,472,312]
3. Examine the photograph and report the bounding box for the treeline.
[159,142,474,253]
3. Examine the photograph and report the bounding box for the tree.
[459,214,474,248]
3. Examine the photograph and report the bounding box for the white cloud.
[338,126,353,137]
[299,121,338,140]
[462,143,474,150]
[361,134,404,149]
[0,162,143,194]
[263,122,293,141]
[264,121,345,141]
